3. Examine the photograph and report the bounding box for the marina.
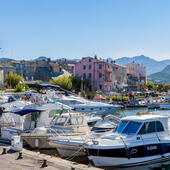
[0,91,169,169]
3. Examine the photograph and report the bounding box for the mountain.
[0,58,15,61]
[161,59,170,65]
[148,65,170,84]
[115,55,167,75]
[34,56,49,61]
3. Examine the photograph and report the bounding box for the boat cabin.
[50,113,90,134]
[115,115,168,136]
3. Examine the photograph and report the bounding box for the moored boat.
[85,114,170,167]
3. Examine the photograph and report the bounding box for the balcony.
[105,79,112,82]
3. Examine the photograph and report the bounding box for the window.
[77,116,83,124]
[99,73,102,78]
[91,108,94,110]
[89,73,92,78]
[54,117,67,126]
[147,121,156,133]
[83,73,86,79]
[122,121,142,135]
[138,121,164,135]
[99,64,102,69]
[138,123,147,134]
[89,65,91,69]
[156,121,164,132]
[89,58,92,62]
[83,65,86,70]
[115,121,128,133]
[81,108,85,110]
[99,85,102,89]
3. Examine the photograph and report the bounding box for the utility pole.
[81,76,83,96]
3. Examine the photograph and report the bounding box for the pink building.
[126,62,146,90]
[75,57,112,92]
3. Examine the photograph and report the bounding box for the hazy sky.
[0,0,170,61]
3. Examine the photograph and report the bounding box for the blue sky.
[0,0,170,60]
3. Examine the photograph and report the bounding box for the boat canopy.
[38,84,60,88]
[10,108,43,116]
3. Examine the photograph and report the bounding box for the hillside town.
[1,1,170,169]
[0,56,147,93]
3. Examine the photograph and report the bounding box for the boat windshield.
[115,121,128,133]
[61,100,84,105]
[115,121,142,135]
[53,117,68,126]
[122,121,142,135]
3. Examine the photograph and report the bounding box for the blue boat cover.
[38,84,60,88]
[10,109,43,116]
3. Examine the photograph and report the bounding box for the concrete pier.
[0,144,101,170]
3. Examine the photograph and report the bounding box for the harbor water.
[115,107,170,117]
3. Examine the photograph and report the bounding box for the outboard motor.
[8,96,16,103]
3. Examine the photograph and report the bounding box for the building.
[75,57,112,92]
[0,62,16,80]
[34,60,62,82]
[0,69,4,88]
[111,62,127,91]
[126,62,146,91]
[12,59,62,82]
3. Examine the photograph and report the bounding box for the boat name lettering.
[147,146,157,150]
[131,149,137,154]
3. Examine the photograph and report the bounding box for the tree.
[157,84,164,92]
[71,76,91,92]
[15,83,24,92]
[146,81,154,90]
[49,76,72,90]
[71,76,81,91]
[5,72,23,89]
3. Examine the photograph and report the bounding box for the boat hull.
[21,135,52,148]
[49,139,85,158]
[88,155,170,167]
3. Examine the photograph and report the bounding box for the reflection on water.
[110,160,170,170]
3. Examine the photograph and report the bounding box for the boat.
[56,94,122,115]
[48,115,120,158]
[85,114,170,167]
[91,114,120,133]
[159,103,170,110]
[86,114,102,126]
[21,111,90,149]
[0,102,70,143]
[0,104,43,142]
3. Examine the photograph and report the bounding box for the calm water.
[115,107,170,118]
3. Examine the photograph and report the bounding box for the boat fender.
[125,147,131,159]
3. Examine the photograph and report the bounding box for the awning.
[95,96,107,99]
[10,108,43,116]
[27,83,60,89]
[38,84,60,88]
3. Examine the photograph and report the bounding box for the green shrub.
[15,83,24,92]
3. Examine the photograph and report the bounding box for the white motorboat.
[0,102,70,143]
[91,115,120,133]
[159,103,170,110]
[57,94,122,115]
[86,114,102,126]
[48,115,120,158]
[21,111,90,149]
[85,114,170,167]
